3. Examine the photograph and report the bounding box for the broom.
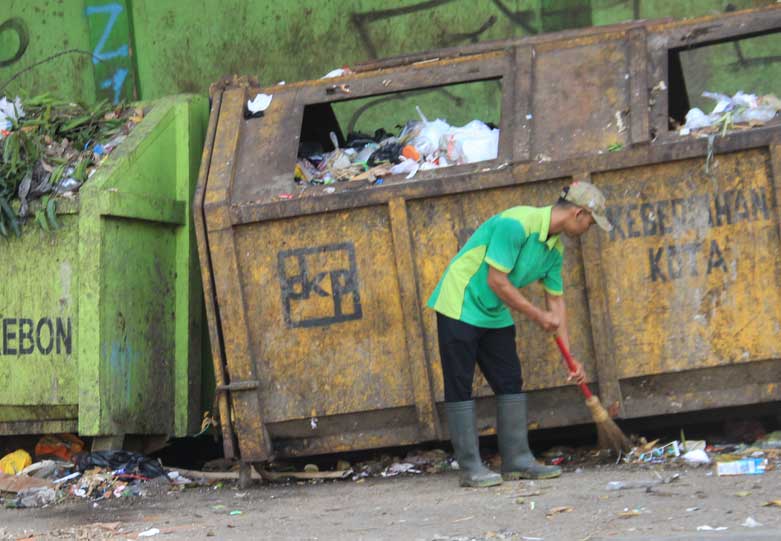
[554,335,632,454]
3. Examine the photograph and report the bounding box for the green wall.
[1,0,778,109]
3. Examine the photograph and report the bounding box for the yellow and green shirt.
[427,206,564,328]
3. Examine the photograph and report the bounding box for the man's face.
[564,208,595,236]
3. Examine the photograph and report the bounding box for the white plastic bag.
[389,157,420,179]
[683,108,713,130]
[440,120,499,164]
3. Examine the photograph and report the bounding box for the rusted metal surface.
[195,7,781,461]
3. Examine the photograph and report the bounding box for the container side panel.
[234,206,415,423]
[532,40,630,160]
[99,219,177,434]
[595,149,781,378]
[0,216,79,409]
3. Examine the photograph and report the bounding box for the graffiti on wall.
[85,1,135,104]
[0,18,29,68]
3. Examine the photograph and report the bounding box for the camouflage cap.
[560,181,613,232]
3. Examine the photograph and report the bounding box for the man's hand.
[567,358,587,385]
[536,310,560,333]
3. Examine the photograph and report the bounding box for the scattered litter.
[618,508,642,519]
[247,93,273,114]
[716,458,767,476]
[15,486,57,508]
[742,517,763,528]
[756,430,781,449]
[686,507,700,512]
[259,468,353,482]
[138,528,161,537]
[762,500,781,507]
[229,510,243,516]
[0,471,55,493]
[381,462,421,477]
[321,67,354,79]
[606,474,679,490]
[545,506,573,518]
[0,96,24,132]
[682,449,711,465]
[735,490,751,497]
[53,472,81,484]
[166,471,193,485]
[683,440,707,452]
[696,525,728,531]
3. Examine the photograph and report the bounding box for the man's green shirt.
[427,206,564,328]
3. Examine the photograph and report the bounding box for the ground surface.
[1,464,779,541]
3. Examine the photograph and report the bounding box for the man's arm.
[546,293,586,385]
[487,266,559,332]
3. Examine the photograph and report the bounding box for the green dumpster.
[0,94,208,448]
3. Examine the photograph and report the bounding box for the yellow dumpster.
[195,7,781,465]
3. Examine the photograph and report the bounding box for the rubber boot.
[445,401,503,488]
[496,394,562,480]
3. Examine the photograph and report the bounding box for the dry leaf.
[619,510,642,518]
[546,506,574,517]
[762,500,781,507]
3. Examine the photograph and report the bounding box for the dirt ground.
[1,463,780,541]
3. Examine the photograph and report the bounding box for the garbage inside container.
[295,105,499,184]
[0,94,144,237]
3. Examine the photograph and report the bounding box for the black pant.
[436,312,523,402]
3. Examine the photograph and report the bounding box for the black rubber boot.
[496,394,562,480]
[445,401,503,488]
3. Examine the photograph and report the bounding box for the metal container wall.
[195,8,781,463]
[0,95,208,445]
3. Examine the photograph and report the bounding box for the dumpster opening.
[668,29,781,127]
[296,79,503,185]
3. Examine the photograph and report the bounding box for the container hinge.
[216,380,260,392]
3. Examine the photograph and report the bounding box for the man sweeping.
[427,181,613,487]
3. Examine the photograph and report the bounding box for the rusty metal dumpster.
[195,6,781,464]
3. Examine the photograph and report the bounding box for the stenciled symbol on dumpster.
[278,243,362,328]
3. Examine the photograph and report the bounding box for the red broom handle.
[554,335,593,399]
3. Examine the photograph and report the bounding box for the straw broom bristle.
[584,396,632,454]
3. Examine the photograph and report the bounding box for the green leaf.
[0,198,20,237]
[35,209,49,232]
[46,197,59,230]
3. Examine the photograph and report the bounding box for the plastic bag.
[35,434,85,462]
[408,106,451,160]
[683,108,713,130]
[389,157,420,179]
[440,120,500,164]
[0,449,32,474]
[73,450,166,479]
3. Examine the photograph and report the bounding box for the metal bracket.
[216,380,260,392]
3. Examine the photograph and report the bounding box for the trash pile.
[0,94,143,237]
[678,90,781,136]
[0,435,189,509]
[619,429,781,475]
[259,447,457,483]
[293,106,499,186]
